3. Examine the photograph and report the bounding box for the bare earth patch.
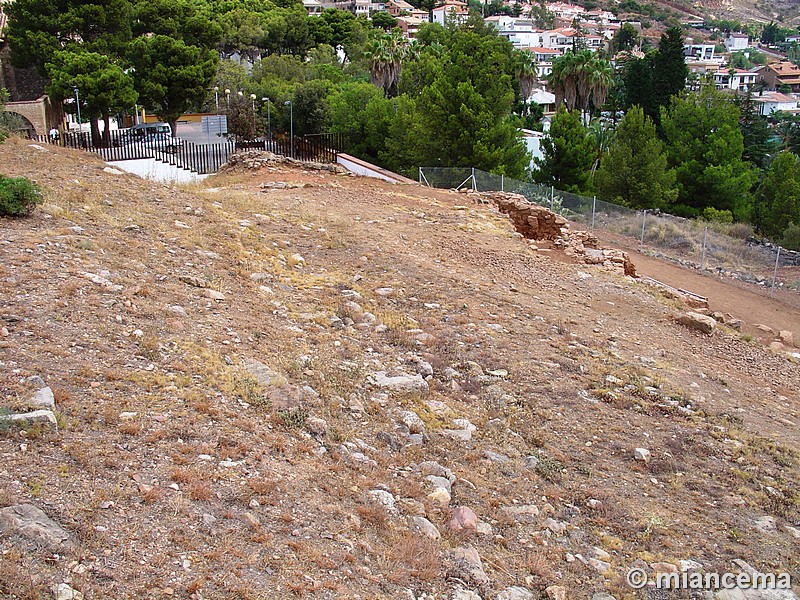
[0,138,798,599]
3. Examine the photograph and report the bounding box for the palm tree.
[585,56,614,115]
[365,30,412,97]
[587,116,615,177]
[549,50,614,119]
[513,49,539,107]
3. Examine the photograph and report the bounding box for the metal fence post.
[771,246,781,296]
[471,167,476,191]
[501,174,504,192]
[418,167,422,185]
[701,227,708,270]
[640,210,647,250]
[591,196,596,231]
[551,186,554,210]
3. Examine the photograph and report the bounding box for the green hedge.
[0,176,43,217]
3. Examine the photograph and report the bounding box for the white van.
[129,122,172,138]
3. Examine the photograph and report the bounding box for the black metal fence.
[30,129,341,175]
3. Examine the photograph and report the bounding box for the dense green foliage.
[660,86,755,220]
[534,108,594,194]
[754,151,800,239]
[46,50,138,144]
[594,106,676,210]
[622,27,688,124]
[0,175,43,217]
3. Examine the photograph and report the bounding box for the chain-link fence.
[419,166,800,294]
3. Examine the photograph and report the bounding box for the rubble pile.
[220,151,349,174]
[475,191,636,277]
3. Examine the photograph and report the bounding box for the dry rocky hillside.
[0,138,798,600]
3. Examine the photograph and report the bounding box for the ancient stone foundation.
[473,191,636,277]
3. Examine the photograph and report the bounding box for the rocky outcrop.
[476,192,636,276]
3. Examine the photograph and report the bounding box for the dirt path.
[595,231,800,342]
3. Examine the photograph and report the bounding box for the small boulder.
[495,587,534,600]
[0,504,77,552]
[409,516,441,540]
[677,312,716,335]
[448,506,479,532]
[369,371,429,394]
[634,448,651,464]
[545,586,567,600]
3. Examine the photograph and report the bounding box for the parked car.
[113,122,173,147]
[131,132,183,153]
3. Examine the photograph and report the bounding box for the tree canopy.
[594,106,676,210]
[661,86,755,219]
[535,108,595,194]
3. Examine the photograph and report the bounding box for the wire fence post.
[591,196,596,231]
[501,174,504,192]
[640,210,647,250]
[551,186,554,210]
[418,167,422,185]
[471,167,476,191]
[771,246,781,296]
[701,226,708,270]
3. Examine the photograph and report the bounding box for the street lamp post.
[285,100,293,158]
[73,87,82,135]
[250,93,257,140]
[263,98,271,143]
[224,88,231,108]
[213,86,219,111]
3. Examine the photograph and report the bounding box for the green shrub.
[781,223,800,251]
[0,176,43,217]
[701,207,734,224]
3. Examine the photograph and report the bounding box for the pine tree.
[595,106,677,210]
[661,85,756,219]
[534,108,595,194]
[736,90,773,170]
[754,151,800,238]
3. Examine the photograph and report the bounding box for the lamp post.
[263,98,271,142]
[224,88,231,108]
[250,93,257,140]
[213,86,219,111]
[73,87,82,136]
[284,99,293,157]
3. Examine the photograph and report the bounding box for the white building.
[751,91,799,116]
[432,1,469,25]
[713,69,758,91]
[523,47,560,77]
[521,129,546,170]
[684,43,717,61]
[724,33,750,53]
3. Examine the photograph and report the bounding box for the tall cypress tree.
[623,27,687,125]
[651,27,688,113]
[736,90,773,170]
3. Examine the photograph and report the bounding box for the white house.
[724,33,750,52]
[302,0,324,15]
[487,17,544,48]
[751,91,799,116]
[528,88,556,115]
[713,69,758,91]
[545,2,585,20]
[521,129,546,170]
[684,43,716,61]
[523,47,560,77]
[432,1,469,25]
